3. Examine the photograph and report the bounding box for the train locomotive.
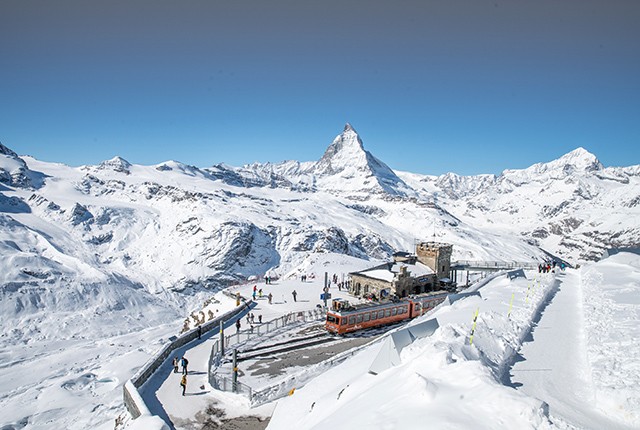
[325,291,449,335]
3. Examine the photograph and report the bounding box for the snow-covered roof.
[353,261,435,283]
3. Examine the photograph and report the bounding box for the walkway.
[507,271,635,429]
[139,307,253,429]
[138,275,358,429]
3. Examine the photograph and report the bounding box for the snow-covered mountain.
[2,125,639,314]
[2,127,639,316]
[1,126,639,428]
[312,123,411,196]
[399,146,640,261]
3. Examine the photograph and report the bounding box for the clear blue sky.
[1,0,639,176]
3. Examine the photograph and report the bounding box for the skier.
[292,290,297,302]
[180,374,187,396]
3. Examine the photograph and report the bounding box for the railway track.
[237,332,339,361]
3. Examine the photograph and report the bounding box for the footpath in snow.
[509,254,640,429]
[137,261,363,429]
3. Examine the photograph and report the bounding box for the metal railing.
[210,373,253,398]
[248,337,370,407]
[123,294,251,421]
[208,308,326,396]
[451,260,539,270]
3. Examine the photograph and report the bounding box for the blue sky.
[1,0,639,176]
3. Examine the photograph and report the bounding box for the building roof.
[351,261,435,283]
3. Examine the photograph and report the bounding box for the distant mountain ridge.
[1,125,639,325]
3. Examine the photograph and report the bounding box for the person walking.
[173,356,179,373]
[197,325,202,340]
[180,374,187,396]
[181,356,189,375]
[268,293,273,304]
[292,290,297,302]
[236,319,241,332]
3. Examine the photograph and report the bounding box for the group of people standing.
[173,356,189,396]
[252,284,274,304]
[538,260,566,273]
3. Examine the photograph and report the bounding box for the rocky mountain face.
[0,142,44,189]
[1,127,639,328]
[399,147,640,262]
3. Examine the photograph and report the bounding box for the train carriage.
[325,291,448,335]
[408,291,449,318]
[325,300,411,335]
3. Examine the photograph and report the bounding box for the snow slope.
[510,252,640,429]
[1,125,639,428]
[267,259,640,430]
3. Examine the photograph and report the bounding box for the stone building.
[415,241,453,279]
[349,242,453,299]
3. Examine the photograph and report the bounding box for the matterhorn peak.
[315,124,367,175]
[343,122,357,133]
[312,124,409,196]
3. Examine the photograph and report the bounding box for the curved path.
[507,271,635,429]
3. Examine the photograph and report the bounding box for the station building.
[349,242,453,299]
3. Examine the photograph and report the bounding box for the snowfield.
[1,127,639,429]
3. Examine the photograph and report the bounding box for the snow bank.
[127,415,170,430]
[581,252,640,426]
[268,271,557,429]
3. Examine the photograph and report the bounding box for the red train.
[325,291,449,335]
